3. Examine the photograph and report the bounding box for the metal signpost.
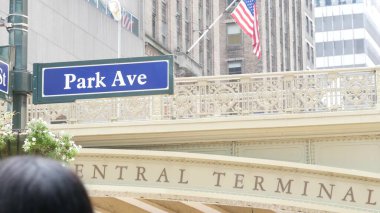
[33,55,174,104]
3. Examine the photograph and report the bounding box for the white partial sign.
[0,60,9,95]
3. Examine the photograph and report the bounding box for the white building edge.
[315,0,380,69]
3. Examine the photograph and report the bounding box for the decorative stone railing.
[1,67,379,124]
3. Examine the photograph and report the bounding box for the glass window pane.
[310,21,314,37]
[354,39,364,53]
[333,16,342,30]
[132,16,139,36]
[227,24,240,34]
[316,18,323,32]
[344,40,353,54]
[227,23,241,45]
[343,15,352,29]
[316,0,321,7]
[339,0,347,4]
[227,0,239,6]
[324,41,333,56]
[323,16,333,31]
[228,61,242,74]
[316,43,324,57]
[353,14,364,28]
[334,41,343,55]
[228,34,241,45]
[89,0,98,7]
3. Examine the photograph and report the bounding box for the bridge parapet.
[1,67,379,124]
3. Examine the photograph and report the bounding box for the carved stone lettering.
[92,164,108,180]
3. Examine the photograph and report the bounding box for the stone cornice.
[51,110,380,146]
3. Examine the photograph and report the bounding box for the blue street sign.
[33,55,174,104]
[0,60,9,95]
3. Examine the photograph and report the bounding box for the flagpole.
[186,0,239,54]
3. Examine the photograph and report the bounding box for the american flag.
[231,0,261,59]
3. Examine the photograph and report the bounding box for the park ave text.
[63,71,147,89]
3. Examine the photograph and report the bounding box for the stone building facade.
[144,0,220,77]
[218,0,315,75]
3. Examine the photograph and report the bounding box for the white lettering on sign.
[64,72,107,90]
[0,68,7,87]
[112,71,126,87]
[111,71,147,87]
[64,71,148,90]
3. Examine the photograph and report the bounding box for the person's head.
[0,156,93,213]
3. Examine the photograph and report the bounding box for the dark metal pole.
[9,0,29,131]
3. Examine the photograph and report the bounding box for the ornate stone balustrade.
[1,67,379,124]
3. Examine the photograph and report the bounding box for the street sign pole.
[9,0,30,130]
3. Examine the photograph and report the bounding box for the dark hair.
[0,156,93,213]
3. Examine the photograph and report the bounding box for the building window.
[344,40,353,54]
[316,43,323,57]
[226,0,238,6]
[227,23,242,46]
[162,35,167,46]
[307,42,310,60]
[185,22,191,50]
[323,16,333,31]
[333,15,342,30]
[310,21,314,37]
[161,0,168,46]
[354,39,365,53]
[353,14,364,28]
[206,0,212,25]
[339,0,347,4]
[316,0,363,7]
[297,1,303,70]
[185,1,192,51]
[266,0,271,72]
[176,0,182,50]
[343,14,352,29]
[315,17,323,32]
[228,61,242,75]
[334,41,343,55]
[206,38,213,75]
[324,41,333,56]
[198,0,203,32]
[162,0,167,24]
[199,40,204,66]
[306,16,313,37]
[152,0,158,38]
